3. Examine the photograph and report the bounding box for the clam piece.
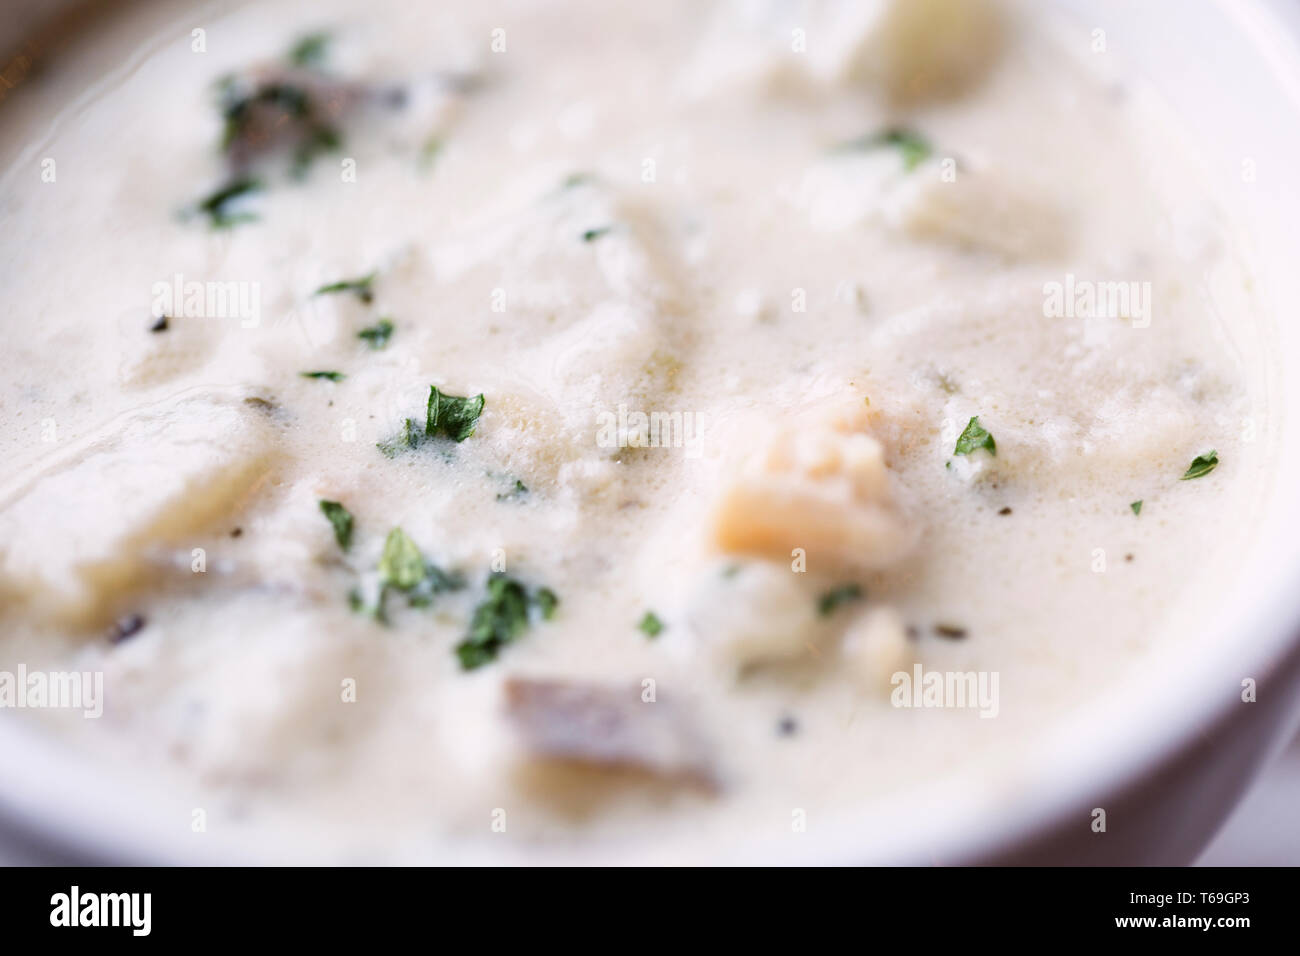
[504,678,716,788]
[218,67,367,173]
[886,165,1066,260]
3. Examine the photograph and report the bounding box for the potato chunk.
[0,392,280,626]
[828,0,1003,100]
[887,165,1065,260]
[710,404,913,571]
[686,0,1001,103]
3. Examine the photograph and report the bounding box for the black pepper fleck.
[998,506,1012,515]
[777,716,798,737]
[933,623,968,640]
[149,315,169,333]
[108,613,146,644]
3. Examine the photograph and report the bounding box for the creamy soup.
[0,0,1273,862]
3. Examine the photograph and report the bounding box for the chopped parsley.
[365,527,465,616]
[318,500,353,550]
[358,318,394,349]
[426,386,485,442]
[218,77,342,179]
[405,562,465,608]
[220,81,304,150]
[817,584,863,617]
[378,528,425,591]
[376,386,486,458]
[1181,450,1219,480]
[581,226,613,242]
[535,587,559,621]
[347,585,378,617]
[834,127,933,171]
[221,83,307,150]
[195,177,262,229]
[315,272,376,303]
[497,478,528,501]
[290,125,341,179]
[345,531,552,657]
[301,370,345,382]
[377,418,422,458]
[561,172,596,190]
[638,611,665,638]
[954,416,996,457]
[419,136,444,169]
[456,574,553,670]
[288,32,330,68]
[1130,500,1143,516]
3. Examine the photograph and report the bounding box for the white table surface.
[1195,733,1300,866]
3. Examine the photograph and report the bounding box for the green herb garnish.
[195,177,262,229]
[348,529,462,622]
[360,527,464,617]
[218,78,341,178]
[301,370,345,382]
[581,226,613,242]
[358,318,394,349]
[497,478,528,501]
[348,582,384,620]
[426,386,485,442]
[315,272,376,303]
[376,386,485,457]
[817,584,863,617]
[288,32,330,68]
[419,136,443,170]
[378,418,422,458]
[535,587,559,620]
[1130,500,1143,516]
[954,416,996,457]
[290,124,342,179]
[834,127,933,171]
[318,500,353,550]
[405,563,465,608]
[378,528,425,591]
[1181,450,1219,480]
[638,611,665,638]
[220,82,309,150]
[456,575,532,670]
